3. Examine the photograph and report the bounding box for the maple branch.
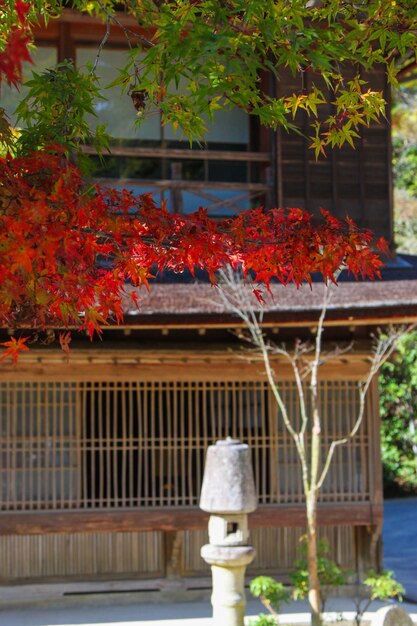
[90,15,111,76]
[0,150,387,357]
[94,0,155,49]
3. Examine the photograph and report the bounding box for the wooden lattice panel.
[0,381,79,510]
[0,379,371,511]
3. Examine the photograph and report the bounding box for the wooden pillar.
[58,22,75,63]
[164,530,184,580]
[170,162,183,213]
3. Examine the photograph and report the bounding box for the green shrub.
[379,331,417,496]
[353,569,405,625]
[290,537,345,612]
[393,139,417,198]
[249,576,291,625]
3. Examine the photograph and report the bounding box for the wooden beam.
[252,502,383,528]
[94,177,269,192]
[58,22,74,63]
[0,354,376,382]
[57,8,145,29]
[0,503,382,536]
[82,145,271,163]
[2,313,415,332]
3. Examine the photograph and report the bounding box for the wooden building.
[0,10,416,594]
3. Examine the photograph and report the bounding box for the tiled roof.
[121,255,417,326]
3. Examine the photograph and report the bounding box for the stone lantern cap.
[199,437,257,514]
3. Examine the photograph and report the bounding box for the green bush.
[250,576,292,613]
[290,537,345,612]
[363,569,404,602]
[393,138,417,198]
[353,569,405,625]
[379,331,417,496]
[249,538,346,624]
[249,576,291,625]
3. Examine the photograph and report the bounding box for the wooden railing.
[82,145,271,163]
[82,145,273,215]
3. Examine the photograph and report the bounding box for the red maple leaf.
[253,288,265,304]
[376,237,390,254]
[0,336,30,364]
[0,149,385,360]
[59,331,72,355]
[15,1,31,24]
[0,28,32,86]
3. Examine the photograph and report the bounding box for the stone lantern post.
[200,437,257,626]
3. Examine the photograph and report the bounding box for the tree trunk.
[307,490,322,626]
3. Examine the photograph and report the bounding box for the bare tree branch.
[216,268,415,525]
[316,323,416,490]
[90,15,111,76]
[216,267,311,491]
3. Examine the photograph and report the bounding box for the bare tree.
[216,267,414,626]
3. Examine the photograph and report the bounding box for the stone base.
[201,543,256,626]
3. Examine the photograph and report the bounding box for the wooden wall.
[276,67,392,243]
[0,526,358,582]
[0,354,382,582]
[0,532,164,581]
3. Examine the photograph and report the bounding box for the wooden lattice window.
[80,381,273,508]
[0,382,79,511]
[0,379,371,511]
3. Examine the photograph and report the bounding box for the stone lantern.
[200,437,257,626]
